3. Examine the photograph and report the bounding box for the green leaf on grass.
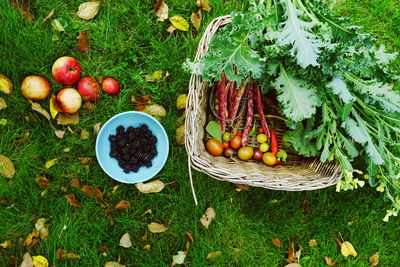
[206,120,222,142]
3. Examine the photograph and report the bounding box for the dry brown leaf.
[167,25,177,34]
[56,249,81,259]
[93,122,102,136]
[0,155,15,178]
[143,244,151,250]
[287,236,298,263]
[105,262,126,267]
[169,16,189,31]
[186,232,194,243]
[31,102,50,121]
[115,200,131,210]
[54,130,65,139]
[141,231,147,241]
[135,180,165,193]
[148,222,168,233]
[119,233,132,248]
[369,252,379,266]
[272,238,281,248]
[301,199,312,212]
[0,240,11,248]
[0,97,7,110]
[206,251,222,260]
[71,178,81,189]
[57,112,80,125]
[76,1,101,20]
[81,185,103,201]
[155,1,168,22]
[20,252,33,267]
[196,0,211,12]
[45,158,57,169]
[0,74,12,94]
[235,183,250,191]
[324,256,338,266]
[78,32,89,53]
[79,157,92,165]
[200,207,216,229]
[81,129,90,140]
[65,194,80,207]
[41,8,54,24]
[39,227,49,240]
[82,101,96,112]
[23,230,39,246]
[35,218,47,231]
[0,198,10,203]
[190,10,202,31]
[175,123,185,145]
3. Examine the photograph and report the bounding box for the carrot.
[254,84,270,138]
[242,80,254,146]
[270,130,278,155]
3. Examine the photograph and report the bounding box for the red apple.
[56,88,82,114]
[102,78,120,94]
[21,75,51,100]
[52,56,82,86]
[77,77,101,100]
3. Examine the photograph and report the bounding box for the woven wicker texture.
[185,15,342,191]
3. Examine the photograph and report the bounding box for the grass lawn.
[0,0,399,266]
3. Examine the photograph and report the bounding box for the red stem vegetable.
[216,73,227,126]
[220,81,232,133]
[254,84,270,138]
[229,82,247,121]
[242,81,254,146]
[270,130,278,155]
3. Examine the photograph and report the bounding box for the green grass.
[0,0,399,266]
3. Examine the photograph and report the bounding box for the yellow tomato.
[256,134,267,144]
[260,143,269,152]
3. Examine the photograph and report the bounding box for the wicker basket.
[185,15,342,192]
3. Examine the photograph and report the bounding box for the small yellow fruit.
[256,134,267,144]
[260,143,269,152]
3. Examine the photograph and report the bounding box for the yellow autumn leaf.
[169,16,189,31]
[57,112,80,125]
[51,19,65,32]
[32,255,49,267]
[148,222,168,233]
[0,155,15,178]
[23,230,39,246]
[76,1,101,20]
[31,102,51,121]
[190,10,202,31]
[49,97,59,119]
[0,240,11,248]
[45,158,57,169]
[145,70,164,83]
[176,94,187,109]
[0,74,12,94]
[0,97,7,110]
[81,129,90,140]
[341,241,357,257]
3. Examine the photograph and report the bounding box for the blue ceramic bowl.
[95,111,169,184]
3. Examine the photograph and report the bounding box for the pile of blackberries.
[109,124,158,173]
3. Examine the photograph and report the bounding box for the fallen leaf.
[186,232,194,243]
[185,240,190,253]
[81,129,90,140]
[93,122,102,135]
[200,207,216,229]
[45,158,57,169]
[155,1,168,22]
[23,230,39,246]
[341,241,357,257]
[148,222,168,233]
[76,1,101,20]
[166,25,177,34]
[41,8,55,24]
[31,103,50,121]
[57,112,80,125]
[54,130,65,139]
[52,32,59,41]
[65,194,80,207]
[206,251,222,260]
[35,218,47,231]
[142,104,167,118]
[176,94,187,110]
[71,178,81,189]
[105,262,126,267]
[0,155,15,178]
[141,231,147,241]
[196,0,211,12]
[235,183,250,191]
[56,248,81,259]
[131,95,152,111]
[369,252,379,266]
[0,198,10,203]
[135,180,165,193]
[144,209,153,214]
[0,74,12,94]
[0,119,7,126]
[39,228,49,240]
[0,97,7,110]
[174,123,185,145]
[63,148,70,153]
[284,264,302,267]
[301,199,312,212]
[51,19,66,32]
[32,255,48,267]
[0,240,11,248]
[324,256,338,266]
[143,244,151,250]
[169,16,189,31]
[20,252,33,267]
[272,238,281,248]
[78,32,89,53]
[190,10,202,31]
[172,251,186,265]
[79,157,92,165]
[309,239,318,247]
[119,233,132,248]
[49,96,62,117]
[287,236,298,263]
[82,101,96,112]
[115,200,131,210]
[145,70,164,83]
[111,185,119,194]
[81,185,103,201]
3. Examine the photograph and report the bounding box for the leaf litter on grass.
[154,0,168,22]
[75,1,102,20]
[78,32,89,53]
[148,222,168,233]
[135,180,164,193]
[0,155,15,178]
[119,233,132,248]
[200,207,216,229]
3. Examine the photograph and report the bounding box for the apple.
[77,77,101,100]
[21,75,51,100]
[102,78,120,94]
[52,56,82,86]
[56,88,82,114]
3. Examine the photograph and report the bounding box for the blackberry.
[123,167,131,173]
[150,135,157,143]
[118,140,126,147]
[110,151,118,158]
[127,126,134,133]
[143,153,151,162]
[137,151,144,159]
[144,161,152,167]
[109,135,117,142]
[116,125,125,135]
[131,165,139,172]
[122,147,130,154]
[150,149,158,157]
[132,140,140,149]
[128,132,136,140]
[118,160,127,168]
[130,158,138,165]
[123,154,130,161]
[140,124,149,131]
